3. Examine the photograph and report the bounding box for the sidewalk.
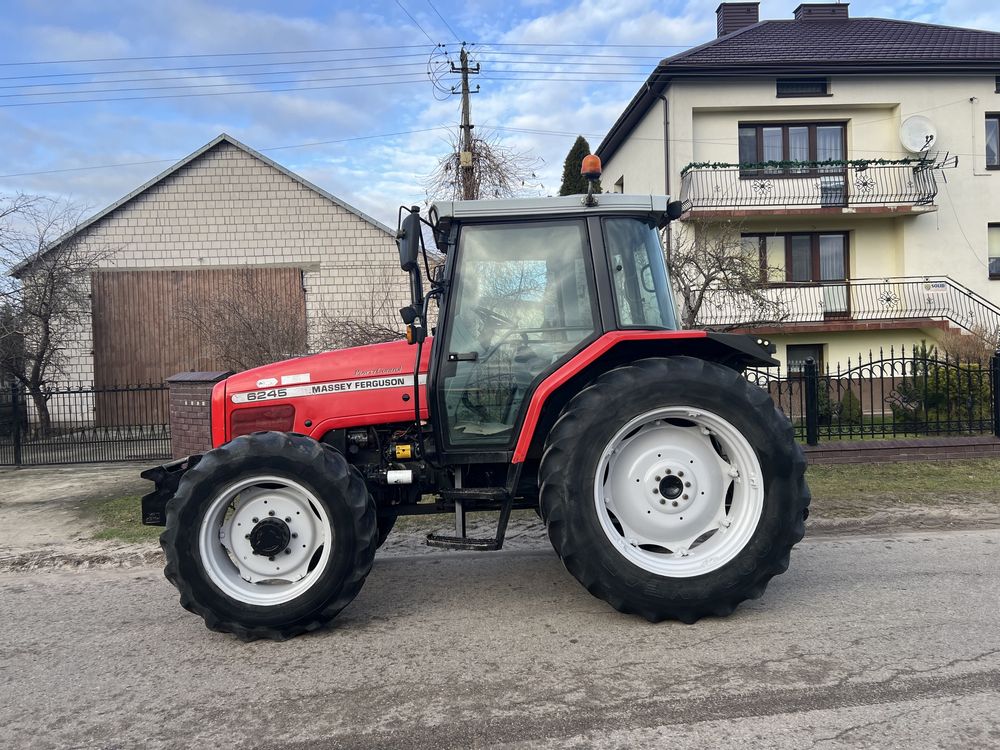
[2,461,999,573]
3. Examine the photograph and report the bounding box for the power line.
[0,52,433,82]
[0,77,428,108]
[426,0,462,44]
[0,58,652,94]
[0,44,435,67]
[0,42,694,69]
[395,0,437,45]
[0,70,431,99]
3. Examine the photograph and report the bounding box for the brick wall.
[805,435,1000,464]
[167,372,229,459]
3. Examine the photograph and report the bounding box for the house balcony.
[679,163,938,220]
[693,276,1000,338]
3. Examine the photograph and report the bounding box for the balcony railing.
[694,276,1000,339]
[680,163,937,210]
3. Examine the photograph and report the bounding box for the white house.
[597,2,1000,373]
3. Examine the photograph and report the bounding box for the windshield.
[603,217,677,329]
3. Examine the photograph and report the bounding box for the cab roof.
[431,193,670,222]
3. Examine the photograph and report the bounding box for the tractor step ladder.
[426,487,513,551]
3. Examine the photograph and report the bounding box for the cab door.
[434,218,599,454]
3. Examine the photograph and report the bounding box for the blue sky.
[1,0,998,227]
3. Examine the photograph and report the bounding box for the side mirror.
[397,206,421,272]
[429,262,445,285]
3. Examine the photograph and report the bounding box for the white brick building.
[45,133,405,387]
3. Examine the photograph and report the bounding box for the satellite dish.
[900,116,937,152]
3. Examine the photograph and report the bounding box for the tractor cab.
[398,193,684,460]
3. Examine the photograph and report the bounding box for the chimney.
[793,3,850,20]
[716,3,759,37]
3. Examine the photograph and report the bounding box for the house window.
[786,344,824,376]
[776,77,829,97]
[738,122,845,172]
[613,176,624,194]
[744,232,850,315]
[989,224,1000,279]
[743,232,849,284]
[987,115,1000,169]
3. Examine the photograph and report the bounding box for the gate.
[0,383,170,466]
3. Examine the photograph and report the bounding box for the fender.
[511,330,777,463]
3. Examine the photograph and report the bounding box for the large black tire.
[538,357,809,623]
[161,431,377,641]
[375,513,397,549]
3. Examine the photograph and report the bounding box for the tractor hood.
[214,339,432,446]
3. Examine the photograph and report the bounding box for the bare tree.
[423,128,543,201]
[667,219,789,330]
[312,266,406,350]
[178,269,309,372]
[0,195,115,435]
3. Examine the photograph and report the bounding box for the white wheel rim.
[197,475,332,606]
[593,407,764,578]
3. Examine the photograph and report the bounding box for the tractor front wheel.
[539,357,809,622]
[161,431,377,640]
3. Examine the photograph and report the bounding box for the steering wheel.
[473,305,514,328]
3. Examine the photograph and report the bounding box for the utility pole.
[451,45,479,200]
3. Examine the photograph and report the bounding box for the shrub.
[838,389,863,426]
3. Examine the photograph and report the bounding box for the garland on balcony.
[680,158,924,175]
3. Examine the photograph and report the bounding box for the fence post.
[11,383,22,467]
[992,350,1000,440]
[804,358,819,446]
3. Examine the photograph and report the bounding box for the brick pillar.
[166,371,232,459]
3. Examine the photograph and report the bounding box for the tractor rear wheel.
[539,357,809,622]
[161,431,377,640]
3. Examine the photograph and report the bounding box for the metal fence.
[745,347,1000,444]
[695,276,1000,338]
[0,383,170,466]
[680,163,937,210]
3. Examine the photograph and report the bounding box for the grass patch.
[84,495,162,544]
[807,458,1000,518]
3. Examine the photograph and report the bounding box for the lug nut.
[244,534,250,540]
[268,510,275,516]
[678,471,684,477]
[685,481,691,487]
[665,469,672,475]
[652,488,659,495]
[252,517,259,523]
[659,499,666,505]
[671,501,679,507]
[284,548,291,555]
[268,556,275,561]
[291,533,298,539]
[285,517,291,522]
[683,494,689,500]
[655,476,661,482]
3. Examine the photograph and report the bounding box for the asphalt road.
[2,529,999,749]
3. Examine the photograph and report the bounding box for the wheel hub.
[659,474,683,499]
[249,517,291,557]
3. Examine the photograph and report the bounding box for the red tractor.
[142,166,809,641]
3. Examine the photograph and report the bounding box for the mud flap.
[140,455,202,526]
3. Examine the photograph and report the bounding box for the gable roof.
[597,15,1000,163]
[13,133,393,275]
